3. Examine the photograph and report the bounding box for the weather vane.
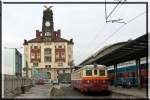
[44,5,53,10]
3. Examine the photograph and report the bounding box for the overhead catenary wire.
[108,2,124,20]
[106,0,126,24]
[79,23,108,63]
[93,23,125,52]
[93,10,147,54]
[105,0,128,24]
[80,1,124,64]
[80,10,147,65]
[105,0,107,23]
[106,0,123,21]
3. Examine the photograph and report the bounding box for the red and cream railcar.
[71,65,109,92]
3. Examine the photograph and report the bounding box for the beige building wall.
[24,42,73,80]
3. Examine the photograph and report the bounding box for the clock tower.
[23,6,74,80]
[42,6,54,40]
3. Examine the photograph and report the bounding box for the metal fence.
[3,74,32,97]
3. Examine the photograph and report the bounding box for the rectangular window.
[61,55,64,59]
[118,73,121,77]
[94,70,97,75]
[37,53,40,59]
[44,50,51,55]
[33,63,38,67]
[86,70,92,76]
[99,70,105,76]
[31,53,35,59]
[34,46,38,49]
[59,45,62,48]
[49,65,51,68]
[55,48,65,62]
[56,54,59,58]
[31,56,34,59]
[57,70,59,74]
[132,72,135,77]
[44,48,51,62]
[44,56,51,62]
[45,65,51,68]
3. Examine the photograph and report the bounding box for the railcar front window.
[86,70,92,76]
[99,70,105,76]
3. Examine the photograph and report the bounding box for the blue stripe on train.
[108,63,147,87]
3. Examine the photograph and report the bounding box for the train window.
[132,72,135,77]
[86,70,92,76]
[118,73,122,77]
[99,70,105,76]
[94,70,97,75]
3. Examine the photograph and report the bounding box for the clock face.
[45,21,50,27]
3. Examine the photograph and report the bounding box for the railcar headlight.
[87,80,90,83]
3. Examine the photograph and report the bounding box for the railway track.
[59,84,136,98]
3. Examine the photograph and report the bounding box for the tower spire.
[42,5,54,40]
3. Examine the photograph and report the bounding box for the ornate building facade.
[23,6,74,81]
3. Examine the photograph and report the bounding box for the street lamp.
[4,46,23,76]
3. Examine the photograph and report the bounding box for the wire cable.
[93,10,147,53]
[80,10,147,65]
[105,0,107,23]
[106,0,123,20]
[80,1,124,63]
[79,23,107,62]
[108,2,124,20]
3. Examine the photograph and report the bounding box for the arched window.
[47,72,51,79]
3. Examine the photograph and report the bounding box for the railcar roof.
[72,64,106,73]
[82,65,106,69]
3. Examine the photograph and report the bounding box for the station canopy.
[80,34,148,66]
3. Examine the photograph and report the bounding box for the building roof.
[94,34,147,66]
[79,34,147,66]
[23,36,74,45]
[79,41,128,65]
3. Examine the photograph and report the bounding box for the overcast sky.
[2,0,149,69]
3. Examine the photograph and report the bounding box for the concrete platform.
[15,84,52,98]
[108,85,147,98]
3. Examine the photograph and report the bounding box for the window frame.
[86,69,92,76]
[94,69,97,75]
[99,69,105,76]
[44,48,52,62]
